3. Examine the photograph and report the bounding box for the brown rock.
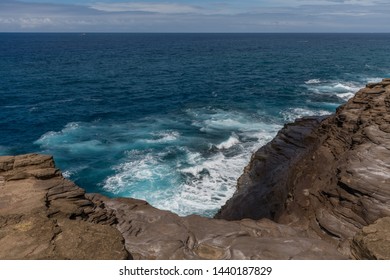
[351,217,390,260]
[0,157,14,172]
[217,80,390,257]
[53,219,129,260]
[366,87,386,94]
[89,195,344,260]
[0,154,129,260]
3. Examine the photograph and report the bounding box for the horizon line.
[1,31,390,34]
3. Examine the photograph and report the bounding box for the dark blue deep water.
[1,33,390,216]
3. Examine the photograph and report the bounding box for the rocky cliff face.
[1,79,389,260]
[217,78,390,255]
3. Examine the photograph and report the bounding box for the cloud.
[90,2,204,14]
[0,0,389,32]
[16,17,53,28]
[278,0,380,5]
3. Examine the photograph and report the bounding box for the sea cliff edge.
[1,79,390,260]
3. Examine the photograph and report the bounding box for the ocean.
[1,33,389,217]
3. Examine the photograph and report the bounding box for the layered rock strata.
[0,154,129,259]
[217,79,390,255]
[1,79,390,259]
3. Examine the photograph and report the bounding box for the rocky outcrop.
[217,79,390,255]
[1,79,389,260]
[0,154,129,259]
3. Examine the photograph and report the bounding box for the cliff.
[216,78,390,256]
[1,79,390,260]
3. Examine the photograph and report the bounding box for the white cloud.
[19,17,53,28]
[284,0,379,5]
[0,16,54,29]
[318,11,376,16]
[0,0,389,32]
[90,2,203,14]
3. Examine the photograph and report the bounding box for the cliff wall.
[217,79,390,255]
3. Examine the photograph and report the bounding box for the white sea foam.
[34,121,134,156]
[201,118,248,132]
[304,79,365,102]
[62,165,88,179]
[188,108,278,133]
[366,77,382,83]
[62,170,72,178]
[102,144,256,216]
[333,83,359,92]
[168,126,280,216]
[36,110,279,217]
[298,77,384,120]
[103,150,173,195]
[157,128,280,215]
[100,108,282,217]
[216,134,240,150]
[145,131,180,143]
[240,130,277,150]
[305,79,321,84]
[282,108,331,123]
[336,92,355,100]
[37,134,105,154]
[173,151,248,215]
[35,122,81,146]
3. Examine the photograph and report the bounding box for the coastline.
[1,79,390,259]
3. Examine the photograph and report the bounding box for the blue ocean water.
[1,33,389,216]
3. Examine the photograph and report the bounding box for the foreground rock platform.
[0,154,343,259]
[1,79,390,259]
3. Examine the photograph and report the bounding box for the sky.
[0,0,389,32]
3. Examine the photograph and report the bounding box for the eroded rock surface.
[351,217,390,260]
[88,194,343,259]
[0,154,129,259]
[217,79,390,256]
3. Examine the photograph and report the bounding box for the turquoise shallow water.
[1,33,390,216]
